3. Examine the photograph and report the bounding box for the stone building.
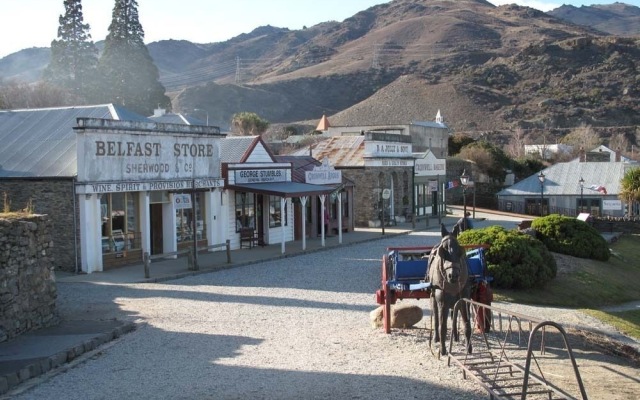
[291,131,415,227]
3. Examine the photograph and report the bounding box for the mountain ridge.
[1,1,639,144]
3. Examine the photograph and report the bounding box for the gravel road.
[11,229,640,399]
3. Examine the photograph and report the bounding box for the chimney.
[615,148,621,162]
[579,147,585,162]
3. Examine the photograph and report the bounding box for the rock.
[370,303,423,329]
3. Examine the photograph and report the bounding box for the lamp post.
[460,169,469,230]
[579,176,584,214]
[538,171,545,216]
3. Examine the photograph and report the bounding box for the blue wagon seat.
[466,247,493,283]
[387,251,431,291]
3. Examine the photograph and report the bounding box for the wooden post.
[225,239,231,263]
[143,252,150,279]
[187,248,194,271]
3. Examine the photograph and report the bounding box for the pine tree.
[43,0,98,101]
[95,0,170,115]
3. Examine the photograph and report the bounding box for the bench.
[239,228,256,249]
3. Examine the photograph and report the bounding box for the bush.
[458,226,557,289]
[531,214,610,261]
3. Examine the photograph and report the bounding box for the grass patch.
[494,234,640,309]
[582,309,640,341]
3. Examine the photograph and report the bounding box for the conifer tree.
[43,0,98,100]
[95,0,170,115]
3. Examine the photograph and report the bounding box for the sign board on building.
[414,152,446,177]
[75,178,224,194]
[174,194,192,209]
[76,132,221,183]
[428,180,438,192]
[382,189,391,200]
[603,200,622,210]
[305,158,342,184]
[364,159,414,167]
[364,141,412,158]
[234,168,288,184]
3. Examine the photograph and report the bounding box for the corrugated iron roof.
[274,155,321,183]
[498,162,629,196]
[0,104,149,178]
[219,136,258,163]
[290,136,365,167]
[148,113,206,126]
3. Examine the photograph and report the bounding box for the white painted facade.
[74,118,225,273]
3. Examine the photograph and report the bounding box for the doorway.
[150,204,163,255]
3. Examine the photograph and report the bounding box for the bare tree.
[561,124,601,153]
[0,80,76,109]
[608,133,630,156]
[505,127,528,158]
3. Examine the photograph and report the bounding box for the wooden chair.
[240,228,255,249]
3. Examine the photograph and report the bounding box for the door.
[150,204,163,255]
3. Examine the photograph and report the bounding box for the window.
[269,196,287,228]
[341,191,349,217]
[175,193,206,243]
[100,192,139,253]
[235,192,255,232]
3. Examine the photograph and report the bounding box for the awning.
[227,182,336,198]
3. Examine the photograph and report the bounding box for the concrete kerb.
[0,321,136,397]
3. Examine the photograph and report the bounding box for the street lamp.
[460,169,469,230]
[579,176,585,214]
[538,171,545,216]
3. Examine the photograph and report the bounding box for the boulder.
[370,303,423,329]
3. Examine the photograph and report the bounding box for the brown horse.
[426,224,472,356]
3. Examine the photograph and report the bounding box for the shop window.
[341,192,349,217]
[176,193,206,242]
[235,192,255,232]
[269,196,287,228]
[101,193,140,253]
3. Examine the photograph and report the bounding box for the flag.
[588,185,607,195]
[446,180,459,190]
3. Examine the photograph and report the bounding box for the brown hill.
[549,3,640,36]
[1,0,639,144]
[170,0,639,142]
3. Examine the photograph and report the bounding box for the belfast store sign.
[76,133,221,183]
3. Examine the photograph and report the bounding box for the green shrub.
[458,226,557,289]
[531,214,610,261]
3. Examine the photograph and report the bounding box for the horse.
[426,223,472,356]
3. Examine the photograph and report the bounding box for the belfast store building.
[0,105,225,273]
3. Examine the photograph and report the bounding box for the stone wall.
[0,215,58,342]
[591,218,640,235]
[342,166,413,227]
[0,179,77,271]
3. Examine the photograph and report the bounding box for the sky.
[0,0,635,59]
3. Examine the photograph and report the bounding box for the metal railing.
[447,299,588,399]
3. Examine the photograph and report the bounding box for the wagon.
[374,245,492,333]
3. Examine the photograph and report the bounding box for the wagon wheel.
[382,254,392,334]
